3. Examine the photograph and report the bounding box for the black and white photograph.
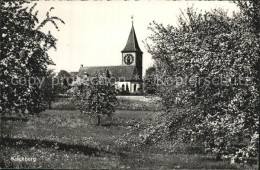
[0,0,259,169]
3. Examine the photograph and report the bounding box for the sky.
[33,1,239,75]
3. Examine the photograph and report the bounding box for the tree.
[1,1,64,115]
[57,70,70,78]
[57,70,72,94]
[145,4,259,163]
[72,70,117,126]
[57,70,71,85]
[144,66,157,94]
[41,70,59,109]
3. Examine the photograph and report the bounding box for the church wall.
[117,81,131,92]
[117,82,143,93]
[131,82,142,93]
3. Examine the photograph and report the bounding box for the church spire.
[131,15,133,26]
[121,17,142,53]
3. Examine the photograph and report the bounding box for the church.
[77,22,143,93]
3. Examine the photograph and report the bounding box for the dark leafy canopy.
[0,0,64,115]
[57,70,72,88]
[41,70,59,109]
[146,1,259,163]
[144,66,157,95]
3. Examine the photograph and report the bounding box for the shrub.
[52,100,76,110]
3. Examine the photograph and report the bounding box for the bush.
[52,100,76,110]
[118,90,131,96]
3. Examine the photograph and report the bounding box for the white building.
[77,22,143,93]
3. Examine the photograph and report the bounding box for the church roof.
[79,65,139,81]
[121,25,143,53]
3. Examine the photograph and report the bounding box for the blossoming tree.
[145,0,259,163]
[72,70,118,126]
[1,0,64,115]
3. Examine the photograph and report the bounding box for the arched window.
[126,84,129,92]
[134,84,136,92]
[122,84,125,91]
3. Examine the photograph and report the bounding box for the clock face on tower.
[124,54,134,65]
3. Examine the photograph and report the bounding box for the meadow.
[51,96,163,111]
[1,109,254,169]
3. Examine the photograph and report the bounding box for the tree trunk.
[48,102,52,110]
[216,152,221,161]
[97,115,101,126]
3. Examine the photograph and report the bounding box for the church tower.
[121,19,143,79]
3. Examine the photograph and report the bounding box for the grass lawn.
[0,110,257,169]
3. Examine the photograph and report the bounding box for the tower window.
[134,84,136,92]
[122,84,125,91]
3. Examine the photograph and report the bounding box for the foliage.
[57,70,72,86]
[72,70,118,125]
[0,0,64,115]
[145,2,259,164]
[52,100,76,110]
[41,70,59,109]
[116,98,163,111]
[144,66,157,94]
[118,90,131,96]
[56,70,73,94]
[57,70,70,78]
